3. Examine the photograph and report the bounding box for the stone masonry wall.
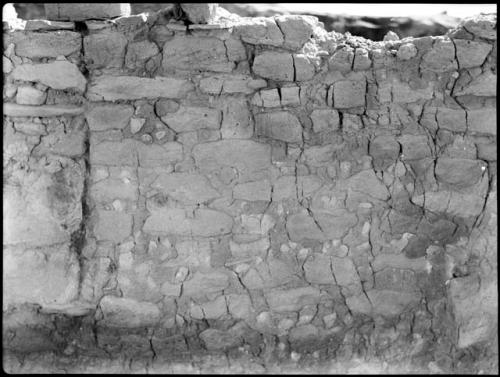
[3,5,497,373]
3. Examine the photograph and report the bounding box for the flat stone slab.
[45,4,131,21]
[3,103,84,117]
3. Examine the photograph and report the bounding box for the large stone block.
[136,142,183,167]
[286,212,325,242]
[254,111,303,143]
[367,289,421,316]
[265,286,321,312]
[435,158,486,188]
[192,140,271,176]
[454,39,492,68]
[233,17,284,46]
[160,106,221,132]
[3,244,79,306]
[275,15,320,50]
[331,256,361,287]
[455,71,496,97]
[313,209,358,239]
[150,172,220,205]
[84,32,128,69]
[87,75,194,101]
[333,80,366,108]
[421,38,457,72]
[369,136,400,170]
[4,161,84,246]
[45,3,131,21]
[91,178,138,203]
[12,31,81,58]
[99,296,160,328]
[143,208,233,237]
[233,180,272,201]
[303,254,335,284]
[162,36,234,73]
[182,271,229,298]
[436,107,467,132]
[252,52,294,81]
[310,109,340,133]
[3,103,84,117]
[12,60,86,93]
[374,268,418,292]
[467,108,496,135]
[86,103,134,131]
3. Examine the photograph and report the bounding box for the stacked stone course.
[3,4,497,373]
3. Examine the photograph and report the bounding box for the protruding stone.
[180,3,219,24]
[12,61,86,93]
[87,76,194,101]
[12,31,81,58]
[3,103,84,117]
[86,104,134,131]
[333,80,366,108]
[45,4,131,21]
[253,52,294,81]
[15,86,46,105]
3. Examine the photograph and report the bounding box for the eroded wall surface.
[3,6,497,373]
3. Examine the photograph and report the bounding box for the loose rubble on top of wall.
[2,3,498,374]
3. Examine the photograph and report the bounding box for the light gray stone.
[344,169,390,200]
[15,86,46,105]
[233,180,271,201]
[275,15,320,50]
[454,39,492,68]
[294,54,315,81]
[90,140,138,166]
[436,107,467,132]
[143,208,233,237]
[87,75,194,101]
[99,296,160,328]
[467,108,496,135]
[125,40,160,70]
[137,142,183,167]
[286,212,325,242]
[13,31,81,58]
[310,109,340,133]
[182,270,229,298]
[253,52,294,81]
[163,36,234,73]
[221,98,253,139]
[435,158,486,188]
[233,17,284,46]
[151,172,220,204]
[192,139,271,177]
[421,38,457,72]
[86,103,134,131]
[333,79,366,108]
[94,210,132,243]
[367,289,421,316]
[313,209,358,239]
[161,106,221,132]
[3,103,84,117]
[12,60,86,93]
[3,244,79,306]
[455,71,496,97]
[45,3,131,21]
[303,254,335,284]
[84,31,127,69]
[265,286,321,312]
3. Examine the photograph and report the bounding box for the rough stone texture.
[3,8,498,375]
[12,60,87,93]
[87,76,194,101]
[44,3,131,21]
[252,52,294,81]
[254,111,303,143]
[12,31,81,58]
